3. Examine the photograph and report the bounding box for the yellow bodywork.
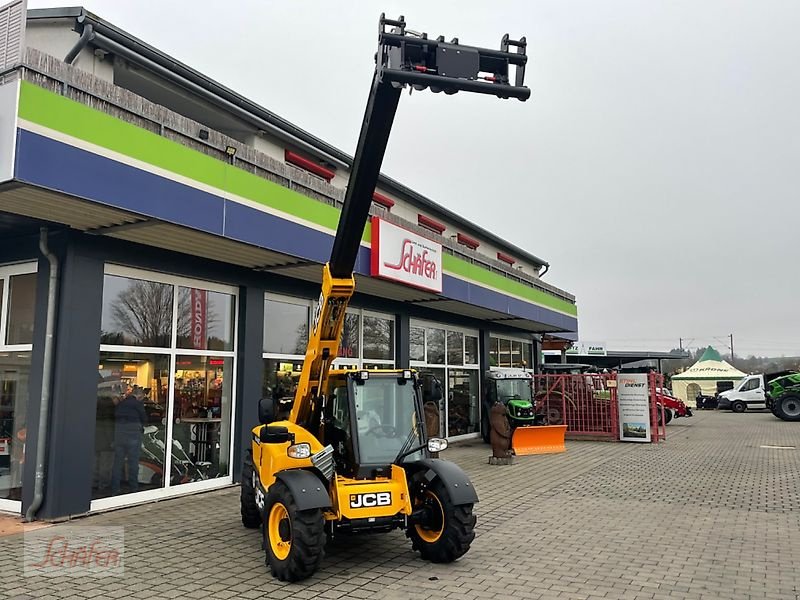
[252,421,413,521]
[331,465,413,520]
[250,421,325,491]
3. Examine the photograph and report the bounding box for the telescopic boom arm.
[289,14,530,428]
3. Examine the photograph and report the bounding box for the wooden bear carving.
[489,401,513,465]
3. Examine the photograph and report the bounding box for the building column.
[38,239,105,519]
[395,313,410,370]
[233,284,265,482]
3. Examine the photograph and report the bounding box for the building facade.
[0,4,578,519]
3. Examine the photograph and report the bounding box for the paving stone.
[2,412,800,598]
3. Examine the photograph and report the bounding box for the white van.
[717,371,797,413]
[717,376,766,412]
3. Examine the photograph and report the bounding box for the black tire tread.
[407,479,476,563]
[773,394,800,422]
[240,452,261,529]
[264,481,325,582]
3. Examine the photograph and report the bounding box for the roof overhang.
[0,182,571,334]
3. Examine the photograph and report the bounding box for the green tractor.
[481,369,543,441]
[766,372,800,422]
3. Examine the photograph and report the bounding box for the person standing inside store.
[111,384,147,495]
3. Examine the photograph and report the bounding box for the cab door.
[740,377,765,408]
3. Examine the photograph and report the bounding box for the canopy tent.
[671,347,746,406]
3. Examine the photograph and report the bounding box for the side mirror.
[258,397,274,425]
[260,425,292,444]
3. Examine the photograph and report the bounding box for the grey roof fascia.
[26,6,551,270]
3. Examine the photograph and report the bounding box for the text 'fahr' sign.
[370,217,443,293]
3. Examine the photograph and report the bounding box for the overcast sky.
[28,0,800,357]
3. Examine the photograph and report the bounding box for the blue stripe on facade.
[16,130,225,235]
[14,129,576,333]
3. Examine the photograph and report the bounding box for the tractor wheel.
[732,400,746,414]
[773,394,800,422]
[240,451,261,529]
[264,481,325,582]
[407,479,476,563]
[663,408,673,425]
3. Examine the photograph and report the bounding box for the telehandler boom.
[241,14,530,582]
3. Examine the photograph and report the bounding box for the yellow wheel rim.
[414,491,444,543]
[268,502,291,560]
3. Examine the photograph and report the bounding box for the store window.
[100,274,173,347]
[264,298,309,355]
[410,321,480,440]
[339,312,360,360]
[6,274,37,345]
[490,334,534,370]
[0,263,37,507]
[172,355,233,485]
[363,315,394,361]
[262,298,395,421]
[176,288,235,351]
[426,327,446,364]
[95,352,170,498]
[410,327,425,362]
[447,331,464,366]
[93,267,237,504]
[465,335,479,366]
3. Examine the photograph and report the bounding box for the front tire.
[773,394,800,422]
[241,452,261,529]
[732,400,746,413]
[264,481,325,582]
[407,479,476,563]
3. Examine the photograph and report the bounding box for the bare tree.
[108,280,173,347]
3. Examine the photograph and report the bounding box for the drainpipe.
[26,228,59,522]
[539,264,549,278]
[64,22,94,64]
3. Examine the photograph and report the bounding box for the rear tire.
[408,479,476,563]
[264,481,325,582]
[732,400,746,413]
[773,394,800,422]
[664,408,673,424]
[241,452,261,529]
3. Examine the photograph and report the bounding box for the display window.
[410,320,480,440]
[262,296,395,421]
[93,266,237,509]
[263,297,309,355]
[0,262,37,512]
[489,334,534,369]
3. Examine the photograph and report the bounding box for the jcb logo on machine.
[349,492,392,508]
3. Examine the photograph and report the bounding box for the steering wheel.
[365,424,398,438]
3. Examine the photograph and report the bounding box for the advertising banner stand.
[618,373,651,442]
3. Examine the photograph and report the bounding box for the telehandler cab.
[241,14,530,581]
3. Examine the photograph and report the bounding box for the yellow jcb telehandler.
[240,14,530,581]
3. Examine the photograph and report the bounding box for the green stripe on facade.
[18,81,576,317]
[442,255,578,316]
[17,81,347,234]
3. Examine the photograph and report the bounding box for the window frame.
[0,262,38,351]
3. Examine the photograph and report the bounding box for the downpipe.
[25,228,59,522]
[64,21,94,64]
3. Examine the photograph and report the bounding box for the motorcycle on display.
[138,426,215,487]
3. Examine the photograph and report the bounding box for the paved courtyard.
[2,410,800,599]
